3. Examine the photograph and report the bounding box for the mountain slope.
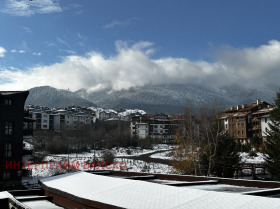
[26,86,95,108]
[76,84,277,113]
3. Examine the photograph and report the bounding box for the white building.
[131,123,149,139]
[28,105,94,131]
[261,115,272,138]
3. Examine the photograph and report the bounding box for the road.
[117,150,171,165]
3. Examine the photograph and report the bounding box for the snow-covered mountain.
[76,84,277,113]
[26,86,95,108]
[27,84,278,113]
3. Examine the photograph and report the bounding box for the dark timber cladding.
[0,91,29,182]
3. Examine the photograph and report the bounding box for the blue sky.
[1,0,280,91]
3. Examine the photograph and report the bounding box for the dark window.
[4,99,13,106]
[5,121,14,135]
[5,143,12,157]
[3,170,11,180]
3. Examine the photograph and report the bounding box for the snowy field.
[26,144,174,178]
[24,147,267,184]
[150,150,173,160]
[27,156,175,178]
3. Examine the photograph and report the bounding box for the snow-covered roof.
[0,191,13,199]
[119,109,146,116]
[23,141,34,150]
[40,171,280,209]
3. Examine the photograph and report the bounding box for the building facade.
[26,105,94,131]
[220,100,273,143]
[131,113,179,141]
[0,91,29,182]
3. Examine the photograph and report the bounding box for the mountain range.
[25,84,278,113]
[25,86,95,108]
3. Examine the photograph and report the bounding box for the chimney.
[256,99,262,105]
[236,105,241,110]
[242,104,245,109]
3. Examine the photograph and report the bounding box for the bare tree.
[199,102,221,176]
[172,105,201,175]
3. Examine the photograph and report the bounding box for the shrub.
[102,150,115,163]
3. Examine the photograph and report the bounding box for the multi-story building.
[26,105,94,131]
[131,113,180,141]
[220,100,272,143]
[0,91,29,183]
[98,110,118,121]
[131,115,150,139]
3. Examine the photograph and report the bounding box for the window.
[43,120,48,123]
[4,99,13,106]
[3,171,11,180]
[5,143,12,158]
[5,121,13,135]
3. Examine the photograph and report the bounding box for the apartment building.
[131,113,180,141]
[220,100,272,143]
[26,105,94,131]
[0,91,29,183]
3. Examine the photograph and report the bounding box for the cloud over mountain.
[0,40,280,91]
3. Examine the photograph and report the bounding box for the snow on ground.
[116,158,175,174]
[29,156,174,178]
[27,145,174,178]
[150,150,173,160]
[240,152,266,164]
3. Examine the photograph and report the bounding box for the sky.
[1,0,280,92]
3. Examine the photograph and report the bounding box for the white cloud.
[0,47,7,57]
[11,49,26,53]
[22,26,32,33]
[57,37,71,48]
[1,0,62,16]
[1,40,280,91]
[103,18,137,29]
[32,52,42,56]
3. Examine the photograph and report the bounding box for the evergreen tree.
[264,91,280,181]
[200,133,240,178]
[211,133,240,178]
